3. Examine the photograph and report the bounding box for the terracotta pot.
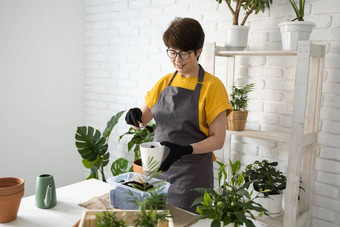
[0,177,25,223]
[132,159,144,174]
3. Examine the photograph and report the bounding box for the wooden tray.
[79,209,174,227]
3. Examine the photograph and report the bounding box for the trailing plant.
[229,81,255,111]
[75,111,129,182]
[119,122,156,160]
[192,160,268,227]
[216,0,273,25]
[289,0,305,21]
[243,160,286,197]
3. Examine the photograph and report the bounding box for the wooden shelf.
[206,41,326,227]
[226,129,290,143]
[215,47,297,57]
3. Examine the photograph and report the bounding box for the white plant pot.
[193,219,242,226]
[255,193,283,216]
[225,25,250,51]
[279,21,315,51]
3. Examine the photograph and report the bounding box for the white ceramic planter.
[255,193,283,215]
[192,219,242,226]
[279,21,315,51]
[225,25,250,51]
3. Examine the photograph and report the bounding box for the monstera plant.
[75,111,128,182]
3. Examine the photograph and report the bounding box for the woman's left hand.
[158,141,193,171]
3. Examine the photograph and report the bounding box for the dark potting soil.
[119,180,154,191]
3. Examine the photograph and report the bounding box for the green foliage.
[192,160,268,226]
[96,211,127,227]
[289,0,305,21]
[75,111,127,182]
[119,122,156,160]
[133,201,171,227]
[230,82,255,111]
[243,160,287,197]
[111,158,129,176]
[216,0,273,25]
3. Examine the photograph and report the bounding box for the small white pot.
[193,219,242,226]
[225,25,250,51]
[279,21,315,51]
[255,193,283,215]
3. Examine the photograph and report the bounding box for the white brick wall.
[85,0,340,225]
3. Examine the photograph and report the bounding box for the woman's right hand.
[125,107,142,127]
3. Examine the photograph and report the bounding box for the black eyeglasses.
[166,49,195,60]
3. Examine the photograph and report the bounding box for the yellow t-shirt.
[145,71,232,137]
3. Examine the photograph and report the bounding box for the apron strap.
[167,64,205,92]
[194,64,205,92]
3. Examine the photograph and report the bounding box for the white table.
[0,179,112,227]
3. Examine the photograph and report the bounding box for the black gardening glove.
[159,141,193,172]
[125,107,142,127]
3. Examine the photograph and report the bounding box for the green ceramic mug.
[35,174,57,209]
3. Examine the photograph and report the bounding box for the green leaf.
[211,219,221,227]
[103,111,124,139]
[111,158,129,176]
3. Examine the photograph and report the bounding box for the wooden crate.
[79,209,174,227]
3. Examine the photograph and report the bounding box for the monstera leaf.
[75,126,109,181]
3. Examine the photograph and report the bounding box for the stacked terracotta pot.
[0,177,25,223]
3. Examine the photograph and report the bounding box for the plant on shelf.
[216,0,273,50]
[227,80,255,131]
[192,160,268,227]
[289,0,305,21]
[279,0,315,50]
[243,160,286,215]
[119,122,156,173]
[217,0,273,26]
[75,111,130,182]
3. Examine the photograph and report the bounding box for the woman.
[125,17,232,213]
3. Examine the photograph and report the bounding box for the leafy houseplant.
[75,111,129,182]
[243,160,287,214]
[217,0,273,26]
[192,160,268,227]
[216,0,273,50]
[279,0,315,50]
[227,81,255,131]
[243,160,286,196]
[119,122,156,173]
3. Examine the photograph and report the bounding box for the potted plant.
[243,160,286,215]
[227,81,255,131]
[216,0,273,50]
[119,122,156,174]
[108,158,170,210]
[279,0,315,50]
[192,160,268,227]
[0,177,25,223]
[75,111,130,182]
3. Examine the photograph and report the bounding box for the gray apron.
[151,65,213,213]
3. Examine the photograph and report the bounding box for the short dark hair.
[163,17,205,51]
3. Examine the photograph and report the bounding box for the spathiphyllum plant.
[289,0,306,21]
[216,0,274,25]
[192,160,268,227]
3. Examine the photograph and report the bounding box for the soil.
[119,180,154,191]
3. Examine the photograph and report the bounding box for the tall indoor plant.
[192,160,268,227]
[216,0,273,50]
[243,160,286,215]
[227,81,255,131]
[75,111,129,182]
[279,0,315,50]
